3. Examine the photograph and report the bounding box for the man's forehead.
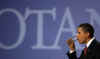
[77,27,84,32]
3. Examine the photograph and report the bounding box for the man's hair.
[78,23,94,38]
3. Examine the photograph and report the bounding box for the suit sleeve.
[67,51,77,59]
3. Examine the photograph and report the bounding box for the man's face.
[76,27,89,44]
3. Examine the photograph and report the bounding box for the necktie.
[84,47,88,56]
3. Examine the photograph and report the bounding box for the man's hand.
[66,38,75,51]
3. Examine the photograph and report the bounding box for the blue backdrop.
[0,0,100,59]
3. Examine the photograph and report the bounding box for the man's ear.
[87,32,90,37]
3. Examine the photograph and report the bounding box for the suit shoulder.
[94,40,100,50]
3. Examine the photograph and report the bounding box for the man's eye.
[78,32,80,34]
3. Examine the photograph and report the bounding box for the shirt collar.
[86,37,95,48]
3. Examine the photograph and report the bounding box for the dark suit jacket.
[67,39,100,59]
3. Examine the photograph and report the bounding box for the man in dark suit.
[66,23,100,59]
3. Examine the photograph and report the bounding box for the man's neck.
[86,38,91,44]
[86,37,95,48]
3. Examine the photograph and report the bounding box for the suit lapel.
[88,39,97,50]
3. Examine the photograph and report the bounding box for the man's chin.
[78,41,84,44]
[79,42,83,44]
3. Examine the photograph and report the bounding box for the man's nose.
[76,33,79,38]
